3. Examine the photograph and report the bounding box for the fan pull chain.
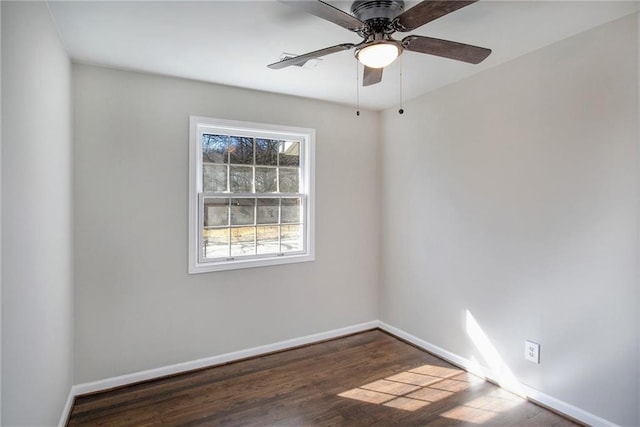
[356,59,360,116]
[399,56,404,115]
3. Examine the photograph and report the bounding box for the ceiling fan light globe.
[356,43,399,68]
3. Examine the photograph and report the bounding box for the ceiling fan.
[268,0,492,86]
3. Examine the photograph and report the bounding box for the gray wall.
[73,65,380,383]
[380,14,639,426]
[0,2,3,422]
[1,3,3,422]
[1,2,74,425]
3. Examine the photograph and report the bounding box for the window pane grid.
[202,134,301,195]
[202,224,304,259]
[202,197,304,224]
[194,122,311,271]
[201,193,303,260]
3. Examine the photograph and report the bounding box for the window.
[189,116,315,273]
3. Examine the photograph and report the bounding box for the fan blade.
[394,0,478,32]
[268,43,355,69]
[402,35,491,64]
[363,66,383,86]
[280,0,365,32]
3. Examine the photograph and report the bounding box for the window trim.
[188,116,315,273]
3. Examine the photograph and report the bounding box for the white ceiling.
[48,1,639,111]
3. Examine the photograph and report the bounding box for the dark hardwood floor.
[68,330,580,426]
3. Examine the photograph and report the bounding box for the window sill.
[188,252,315,274]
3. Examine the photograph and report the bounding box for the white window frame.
[189,116,315,273]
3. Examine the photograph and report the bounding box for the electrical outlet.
[525,340,540,364]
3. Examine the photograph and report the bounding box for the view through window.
[189,117,315,273]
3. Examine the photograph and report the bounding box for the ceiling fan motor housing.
[351,0,405,33]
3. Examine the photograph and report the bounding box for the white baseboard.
[59,320,617,427]
[60,320,379,424]
[58,387,76,427]
[377,321,617,427]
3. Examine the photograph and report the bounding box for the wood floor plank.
[67,330,581,426]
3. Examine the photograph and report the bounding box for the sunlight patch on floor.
[337,363,468,412]
[338,315,529,419]
[441,389,524,423]
[338,387,396,405]
[383,396,431,411]
[362,379,421,395]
